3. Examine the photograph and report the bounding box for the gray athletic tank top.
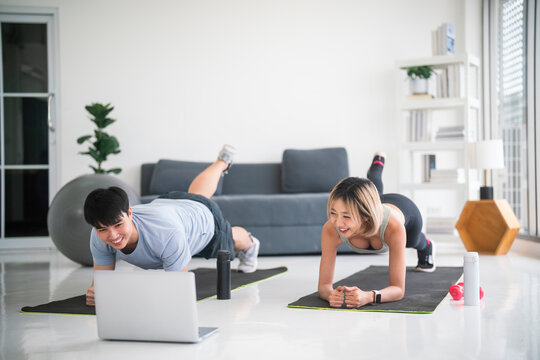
[337,205,391,254]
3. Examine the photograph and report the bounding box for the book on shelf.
[429,168,465,183]
[425,216,458,235]
[440,22,455,55]
[422,154,436,182]
[435,125,465,140]
[436,134,465,140]
[432,22,455,56]
[434,65,464,98]
[408,110,432,142]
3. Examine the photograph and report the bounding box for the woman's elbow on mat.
[317,285,333,301]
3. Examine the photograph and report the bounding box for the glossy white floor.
[1,236,539,360]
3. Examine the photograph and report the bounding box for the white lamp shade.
[469,139,505,170]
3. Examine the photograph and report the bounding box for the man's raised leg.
[188,145,236,198]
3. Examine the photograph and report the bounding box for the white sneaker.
[237,235,260,273]
[217,144,236,170]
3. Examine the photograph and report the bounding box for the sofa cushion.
[213,193,329,227]
[222,163,281,195]
[281,147,349,193]
[149,159,223,195]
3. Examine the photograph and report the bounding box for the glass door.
[0,11,57,245]
[490,0,530,233]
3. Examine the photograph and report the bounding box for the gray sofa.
[140,147,351,255]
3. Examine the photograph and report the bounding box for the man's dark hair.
[84,186,130,228]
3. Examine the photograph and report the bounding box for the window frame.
[484,0,539,241]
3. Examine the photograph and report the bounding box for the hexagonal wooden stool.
[455,199,520,255]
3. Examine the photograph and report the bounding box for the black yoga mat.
[288,266,462,313]
[21,266,287,316]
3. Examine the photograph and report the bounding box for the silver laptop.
[94,270,218,343]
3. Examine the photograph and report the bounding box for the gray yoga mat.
[288,266,462,313]
[21,266,287,316]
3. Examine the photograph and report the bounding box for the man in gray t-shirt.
[90,198,216,271]
[83,145,260,306]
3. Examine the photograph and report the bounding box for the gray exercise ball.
[47,174,140,266]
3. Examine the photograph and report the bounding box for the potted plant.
[77,102,122,174]
[406,65,434,95]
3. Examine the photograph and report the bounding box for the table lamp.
[469,139,505,199]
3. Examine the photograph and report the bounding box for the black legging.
[367,159,428,251]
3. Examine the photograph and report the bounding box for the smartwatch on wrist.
[372,290,381,304]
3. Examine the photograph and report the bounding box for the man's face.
[95,209,133,250]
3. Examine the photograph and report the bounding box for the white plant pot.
[409,78,429,95]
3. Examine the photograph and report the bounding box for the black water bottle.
[217,250,231,299]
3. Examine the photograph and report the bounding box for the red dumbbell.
[449,282,484,300]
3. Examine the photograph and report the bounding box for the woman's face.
[328,198,361,238]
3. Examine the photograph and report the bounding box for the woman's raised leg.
[367,152,386,195]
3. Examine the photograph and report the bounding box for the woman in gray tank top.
[318,153,435,309]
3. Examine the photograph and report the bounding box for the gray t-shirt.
[90,199,215,271]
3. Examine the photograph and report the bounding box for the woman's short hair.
[84,186,130,228]
[327,177,383,237]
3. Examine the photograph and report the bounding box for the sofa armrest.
[141,163,155,196]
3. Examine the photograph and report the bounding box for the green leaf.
[88,148,101,162]
[109,136,120,148]
[100,118,116,129]
[107,168,122,174]
[94,117,115,129]
[99,137,120,157]
[94,129,105,140]
[86,103,114,118]
[77,135,92,144]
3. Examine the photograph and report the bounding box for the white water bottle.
[464,252,480,306]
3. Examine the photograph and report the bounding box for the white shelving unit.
[396,54,481,234]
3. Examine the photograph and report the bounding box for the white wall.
[1,0,482,195]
